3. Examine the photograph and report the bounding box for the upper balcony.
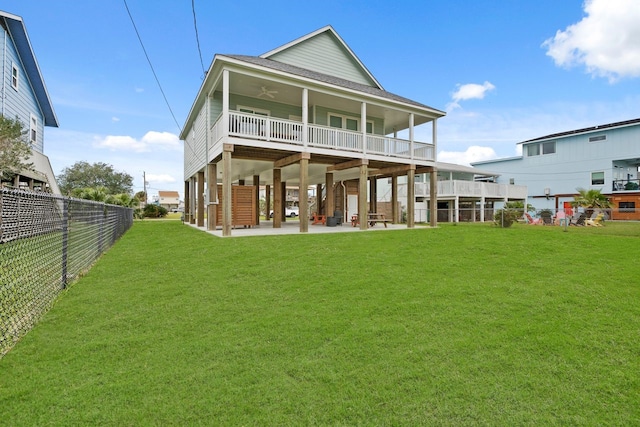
[183,56,444,181]
[208,111,434,162]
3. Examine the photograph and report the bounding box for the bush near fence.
[0,188,133,357]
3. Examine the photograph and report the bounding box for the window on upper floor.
[589,135,606,143]
[542,141,556,154]
[526,143,540,156]
[526,141,556,156]
[591,171,605,185]
[30,115,37,145]
[328,113,374,133]
[11,64,19,90]
[238,106,269,116]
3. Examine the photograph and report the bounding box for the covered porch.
[183,63,444,236]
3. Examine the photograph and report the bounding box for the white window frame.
[237,105,270,116]
[11,63,19,90]
[542,141,556,155]
[30,114,37,145]
[591,171,605,186]
[526,143,540,156]
[327,112,374,133]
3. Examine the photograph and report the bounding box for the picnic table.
[351,213,391,228]
[311,213,326,225]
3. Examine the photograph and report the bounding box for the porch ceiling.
[216,145,409,186]
[224,71,433,133]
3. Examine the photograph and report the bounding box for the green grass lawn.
[1,221,639,425]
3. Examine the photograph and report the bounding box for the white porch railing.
[229,111,304,144]
[220,111,435,161]
[308,124,362,151]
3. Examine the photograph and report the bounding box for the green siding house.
[180,26,445,235]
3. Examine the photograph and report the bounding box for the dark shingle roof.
[224,54,444,114]
[523,117,640,143]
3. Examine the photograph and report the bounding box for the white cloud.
[438,146,498,166]
[447,81,496,111]
[94,131,181,152]
[146,174,176,184]
[112,116,120,122]
[543,0,640,81]
[135,87,144,93]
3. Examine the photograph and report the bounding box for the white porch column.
[222,69,229,136]
[302,88,308,147]
[480,196,485,222]
[361,102,367,154]
[409,113,415,160]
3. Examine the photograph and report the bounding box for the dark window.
[11,64,19,90]
[589,135,606,142]
[591,171,605,185]
[542,141,556,154]
[619,202,635,212]
[526,143,540,156]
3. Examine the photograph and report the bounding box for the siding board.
[268,32,377,87]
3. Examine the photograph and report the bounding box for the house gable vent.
[589,135,606,142]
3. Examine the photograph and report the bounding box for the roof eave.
[2,11,59,128]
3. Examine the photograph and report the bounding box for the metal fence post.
[61,198,69,289]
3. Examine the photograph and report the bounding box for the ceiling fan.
[257,86,278,99]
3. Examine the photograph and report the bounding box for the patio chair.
[572,212,587,226]
[585,213,604,226]
[524,213,542,225]
[333,210,343,226]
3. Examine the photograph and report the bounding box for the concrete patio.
[185,219,410,238]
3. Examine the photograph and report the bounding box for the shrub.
[143,204,168,218]
[493,208,521,228]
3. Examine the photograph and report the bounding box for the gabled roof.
[0,11,58,127]
[522,117,640,144]
[260,25,383,90]
[158,190,180,198]
[224,54,442,113]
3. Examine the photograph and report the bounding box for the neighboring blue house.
[181,25,445,235]
[472,118,640,220]
[1,10,59,193]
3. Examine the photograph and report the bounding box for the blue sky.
[4,0,640,199]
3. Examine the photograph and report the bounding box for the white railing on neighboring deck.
[220,111,435,161]
[411,180,528,199]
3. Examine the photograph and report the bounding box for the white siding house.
[377,162,527,223]
[0,10,59,193]
[180,26,445,235]
[472,118,640,220]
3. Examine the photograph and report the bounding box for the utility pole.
[143,171,147,208]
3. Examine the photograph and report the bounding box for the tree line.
[1,114,166,217]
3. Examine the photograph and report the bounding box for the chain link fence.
[0,188,133,357]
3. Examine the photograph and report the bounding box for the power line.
[191,0,206,78]
[123,0,182,134]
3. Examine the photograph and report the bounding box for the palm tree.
[106,193,139,208]
[71,186,108,202]
[571,188,614,218]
